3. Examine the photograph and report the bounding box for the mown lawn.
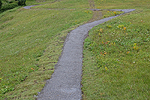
[82,0,150,99]
[1,0,150,99]
[0,0,93,99]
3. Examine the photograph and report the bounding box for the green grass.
[94,0,150,9]
[26,0,59,6]
[0,0,93,99]
[82,0,150,99]
[1,0,150,99]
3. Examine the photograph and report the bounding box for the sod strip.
[37,9,135,100]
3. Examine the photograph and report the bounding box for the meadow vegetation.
[82,0,150,99]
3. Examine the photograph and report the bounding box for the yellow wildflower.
[100,28,103,33]
[99,33,101,37]
[114,42,116,45]
[113,11,117,15]
[126,51,130,54]
[123,27,126,30]
[104,52,107,55]
[97,7,101,9]
[31,68,34,70]
[133,46,139,50]
[107,25,112,28]
[117,25,124,28]
[134,43,137,46]
[105,67,108,71]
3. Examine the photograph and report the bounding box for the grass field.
[82,0,150,99]
[0,0,93,99]
[0,0,149,99]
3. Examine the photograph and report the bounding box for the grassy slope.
[82,0,150,99]
[1,0,149,99]
[0,0,93,99]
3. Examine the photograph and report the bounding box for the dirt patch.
[88,0,103,23]
[89,0,95,9]
[88,10,103,23]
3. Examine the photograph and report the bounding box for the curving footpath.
[36,9,135,100]
[23,5,37,9]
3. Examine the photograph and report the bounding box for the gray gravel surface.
[37,9,135,100]
[23,5,37,9]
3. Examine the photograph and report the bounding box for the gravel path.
[37,9,135,100]
[23,5,37,9]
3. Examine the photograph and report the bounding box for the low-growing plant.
[1,2,18,11]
